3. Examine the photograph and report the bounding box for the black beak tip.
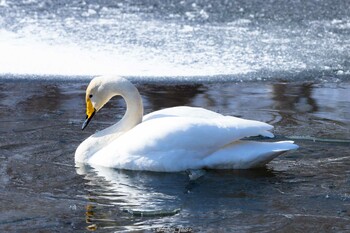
[81,111,95,130]
[81,119,89,130]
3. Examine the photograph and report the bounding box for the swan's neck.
[118,84,144,130]
[99,79,143,138]
[75,78,143,163]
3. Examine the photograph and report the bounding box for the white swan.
[75,75,298,172]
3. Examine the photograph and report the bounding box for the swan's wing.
[144,106,274,138]
[131,116,273,153]
[143,106,223,121]
[89,115,275,170]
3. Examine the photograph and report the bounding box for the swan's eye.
[89,94,93,98]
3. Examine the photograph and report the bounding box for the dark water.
[1,77,349,232]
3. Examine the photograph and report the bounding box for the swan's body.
[75,76,298,172]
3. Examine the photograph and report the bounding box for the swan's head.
[82,76,120,130]
[81,75,143,130]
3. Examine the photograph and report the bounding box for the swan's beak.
[82,98,96,130]
[82,111,95,130]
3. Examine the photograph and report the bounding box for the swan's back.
[143,106,223,121]
[144,106,274,137]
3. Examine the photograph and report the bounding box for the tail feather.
[203,140,298,169]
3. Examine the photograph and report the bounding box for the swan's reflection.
[76,163,191,231]
[76,163,188,212]
[76,164,278,210]
[76,163,282,231]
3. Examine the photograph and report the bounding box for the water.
[1,79,349,232]
[1,0,350,232]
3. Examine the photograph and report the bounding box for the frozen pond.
[0,0,350,78]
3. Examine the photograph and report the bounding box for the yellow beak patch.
[82,98,96,130]
[86,98,95,118]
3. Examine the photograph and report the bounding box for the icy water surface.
[0,77,349,232]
